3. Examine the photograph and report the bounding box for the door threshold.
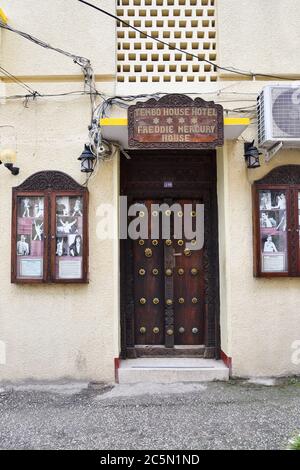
[134,345,206,357]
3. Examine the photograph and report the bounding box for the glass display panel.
[259,190,288,273]
[55,196,83,280]
[16,197,44,279]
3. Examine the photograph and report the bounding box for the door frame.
[120,150,220,359]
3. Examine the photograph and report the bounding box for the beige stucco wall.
[219,142,300,377]
[0,92,120,383]
[217,0,300,78]
[0,1,118,383]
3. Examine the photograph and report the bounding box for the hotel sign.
[128,94,224,149]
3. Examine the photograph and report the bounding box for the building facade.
[0,0,300,383]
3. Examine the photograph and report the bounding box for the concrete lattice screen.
[116,0,217,85]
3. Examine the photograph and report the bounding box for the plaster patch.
[247,378,277,387]
[0,340,6,365]
[97,382,207,400]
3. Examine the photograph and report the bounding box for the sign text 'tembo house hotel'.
[128,95,224,149]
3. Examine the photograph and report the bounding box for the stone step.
[135,345,205,358]
[118,358,229,384]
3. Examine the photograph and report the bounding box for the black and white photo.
[22,198,32,218]
[70,197,83,217]
[33,198,44,218]
[69,234,82,257]
[272,193,286,210]
[259,191,272,210]
[56,197,70,216]
[260,212,276,228]
[262,234,287,254]
[56,217,78,235]
[263,235,278,253]
[56,237,69,257]
[17,234,30,256]
[32,219,44,241]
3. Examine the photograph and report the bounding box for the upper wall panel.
[217,0,300,78]
[0,0,116,77]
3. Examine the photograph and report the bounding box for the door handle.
[173,253,182,257]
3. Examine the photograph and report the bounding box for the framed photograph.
[56,197,70,216]
[69,197,83,217]
[20,197,33,218]
[16,234,31,256]
[68,234,83,257]
[260,211,277,228]
[56,216,78,235]
[56,237,69,257]
[33,198,44,218]
[259,191,271,210]
[271,192,286,211]
[32,219,44,241]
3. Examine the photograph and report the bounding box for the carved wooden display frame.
[11,171,89,284]
[253,165,300,277]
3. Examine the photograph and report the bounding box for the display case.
[12,171,88,283]
[253,166,300,277]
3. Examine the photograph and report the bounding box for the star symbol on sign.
[178,117,185,124]
[153,118,160,124]
[191,117,198,124]
[166,117,173,124]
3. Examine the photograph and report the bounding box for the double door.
[120,150,220,359]
[132,198,204,347]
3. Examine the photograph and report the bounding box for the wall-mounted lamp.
[244,141,262,169]
[78,144,96,173]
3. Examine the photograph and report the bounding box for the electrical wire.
[0,13,262,178]
[0,91,105,101]
[77,0,300,82]
[0,21,90,67]
[0,89,257,114]
[0,65,39,96]
[0,19,111,163]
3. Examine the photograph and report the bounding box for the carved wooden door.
[132,198,204,347]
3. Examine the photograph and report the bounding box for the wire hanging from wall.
[0,19,109,166]
[0,65,39,96]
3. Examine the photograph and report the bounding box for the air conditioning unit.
[257,85,300,149]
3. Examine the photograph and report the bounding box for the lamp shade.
[0,148,17,164]
[78,144,96,173]
[244,141,261,169]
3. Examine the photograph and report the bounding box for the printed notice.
[59,259,82,279]
[262,253,286,272]
[20,258,43,277]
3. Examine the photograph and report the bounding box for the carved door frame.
[120,151,220,359]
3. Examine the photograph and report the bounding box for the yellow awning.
[100,117,250,147]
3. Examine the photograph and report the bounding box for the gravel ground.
[0,379,299,450]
